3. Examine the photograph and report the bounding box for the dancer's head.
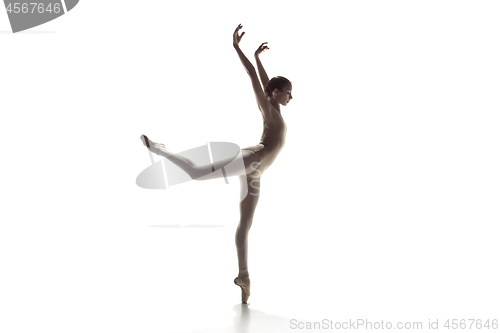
[265,76,293,106]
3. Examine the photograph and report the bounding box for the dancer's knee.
[189,165,213,181]
[238,218,253,231]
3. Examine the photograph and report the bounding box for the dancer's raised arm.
[233,24,277,121]
[233,24,256,76]
[254,43,270,92]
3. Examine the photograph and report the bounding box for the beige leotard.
[242,110,287,176]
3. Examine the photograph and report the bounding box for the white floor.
[2,186,499,333]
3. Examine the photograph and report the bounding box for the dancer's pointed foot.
[140,134,150,148]
[140,134,166,156]
[234,276,251,304]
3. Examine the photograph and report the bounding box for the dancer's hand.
[233,24,245,46]
[255,42,269,57]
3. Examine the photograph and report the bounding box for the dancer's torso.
[256,109,287,173]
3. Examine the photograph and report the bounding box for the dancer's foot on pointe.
[238,275,251,290]
[234,271,251,304]
[140,134,167,156]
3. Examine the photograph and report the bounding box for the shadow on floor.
[172,303,332,333]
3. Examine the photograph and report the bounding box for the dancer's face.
[273,82,293,106]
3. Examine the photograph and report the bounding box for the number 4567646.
[444,319,498,330]
[6,3,61,14]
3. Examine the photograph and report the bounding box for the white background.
[1,1,499,332]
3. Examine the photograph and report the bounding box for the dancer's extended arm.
[233,24,276,121]
[254,43,270,91]
[234,44,256,76]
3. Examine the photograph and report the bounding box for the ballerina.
[140,23,292,304]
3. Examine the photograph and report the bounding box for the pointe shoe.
[234,277,251,304]
[140,135,150,148]
[141,135,166,153]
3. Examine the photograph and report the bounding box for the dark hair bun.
[265,85,272,97]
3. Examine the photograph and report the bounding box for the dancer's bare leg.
[235,174,261,295]
[140,135,260,180]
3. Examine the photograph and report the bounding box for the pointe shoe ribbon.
[234,277,250,304]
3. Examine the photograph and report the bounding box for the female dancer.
[140,24,292,304]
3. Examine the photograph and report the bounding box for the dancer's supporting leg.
[140,135,260,180]
[235,174,261,298]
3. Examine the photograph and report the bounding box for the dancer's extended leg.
[140,135,260,180]
[234,174,261,302]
